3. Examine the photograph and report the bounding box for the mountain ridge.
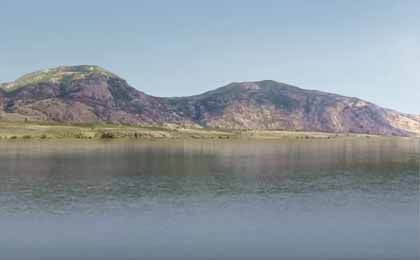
[1,65,419,137]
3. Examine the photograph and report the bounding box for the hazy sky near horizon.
[1,0,419,114]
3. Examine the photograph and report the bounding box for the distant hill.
[1,65,419,136]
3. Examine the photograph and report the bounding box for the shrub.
[100,132,115,139]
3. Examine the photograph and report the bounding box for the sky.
[1,0,419,114]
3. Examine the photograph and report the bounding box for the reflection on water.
[0,139,419,260]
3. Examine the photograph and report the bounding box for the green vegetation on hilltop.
[0,65,115,92]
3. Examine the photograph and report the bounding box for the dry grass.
[0,120,413,141]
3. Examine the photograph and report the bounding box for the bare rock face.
[1,66,189,125]
[169,80,419,136]
[1,66,419,136]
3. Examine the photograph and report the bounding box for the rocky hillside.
[1,65,419,136]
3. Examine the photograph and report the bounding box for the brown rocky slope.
[1,65,419,136]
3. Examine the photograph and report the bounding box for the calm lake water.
[0,139,419,260]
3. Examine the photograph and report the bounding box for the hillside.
[1,65,419,137]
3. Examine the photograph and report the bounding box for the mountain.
[1,65,419,136]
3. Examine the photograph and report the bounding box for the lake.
[0,139,419,260]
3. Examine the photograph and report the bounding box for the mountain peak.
[237,82,261,90]
[204,80,303,97]
[1,65,116,92]
[47,65,113,75]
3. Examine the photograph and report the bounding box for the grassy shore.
[0,120,412,141]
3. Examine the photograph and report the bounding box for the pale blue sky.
[1,0,419,114]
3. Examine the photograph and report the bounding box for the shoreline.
[0,121,417,141]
